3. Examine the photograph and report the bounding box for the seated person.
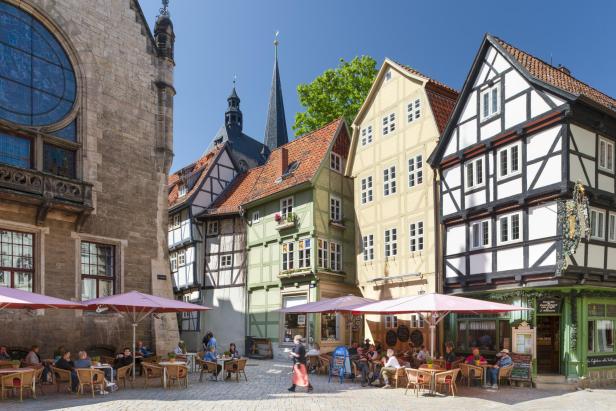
[363,338,371,350]
[136,340,153,358]
[113,348,133,369]
[73,351,92,368]
[53,346,65,362]
[465,346,487,365]
[444,341,457,369]
[379,349,401,389]
[55,351,79,393]
[416,345,428,364]
[306,343,320,357]
[173,341,184,355]
[0,346,10,360]
[229,343,241,359]
[355,347,371,387]
[24,345,42,367]
[486,349,513,388]
[348,342,359,356]
[202,346,222,378]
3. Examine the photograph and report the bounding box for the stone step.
[535,374,576,391]
[535,374,567,384]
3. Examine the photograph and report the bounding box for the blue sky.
[140,0,616,172]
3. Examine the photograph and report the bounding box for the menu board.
[510,353,532,382]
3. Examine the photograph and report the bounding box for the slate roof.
[206,118,344,215]
[207,125,267,165]
[264,48,289,151]
[168,145,223,209]
[492,36,616,112]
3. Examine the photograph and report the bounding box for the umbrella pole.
[132,322,137,382]
[429,323,436,358]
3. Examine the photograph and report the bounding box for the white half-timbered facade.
[429,34,616,380]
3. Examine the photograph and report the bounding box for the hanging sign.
[588,355,616,368]
[537,298,561,314]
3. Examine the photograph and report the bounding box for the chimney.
[557,65,571,76]
[280,147,289,175]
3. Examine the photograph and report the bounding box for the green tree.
[293,56,378,135]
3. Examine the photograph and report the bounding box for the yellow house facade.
[345,59,457,351]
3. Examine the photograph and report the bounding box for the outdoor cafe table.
[184,353,197,373]
[478,363,492,387]
[92,364,114,384]
[159,361,187,388]
[215,357,233,381]
[0,367,35,398]
[418,365,445,395]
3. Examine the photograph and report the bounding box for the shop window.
[321,313,340,341]
[457,319,497,351]
[588,319,614,353]
[282,295,307,344]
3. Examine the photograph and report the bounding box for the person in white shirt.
[380,349,401,388]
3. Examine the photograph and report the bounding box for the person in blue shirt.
[206,331,218,353]
[136,341,153,358]
[487,349,513,388]
[202,346,221,379]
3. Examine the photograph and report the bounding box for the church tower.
[264,33,289,152]
[225,83,243,136]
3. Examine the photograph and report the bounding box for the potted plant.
[91,356,101,365]
[286,212,295,223]
[168,352,177,362]
[275,213,282,222]
[224,351,231,358]
[426,357,434,369]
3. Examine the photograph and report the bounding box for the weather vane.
[160,0,169,16]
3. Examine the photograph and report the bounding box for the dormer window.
[277,161,299,182]
[178,184,187,197]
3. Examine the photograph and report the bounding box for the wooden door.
[536,316,560,374]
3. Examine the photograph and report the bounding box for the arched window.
[0,2,78,178]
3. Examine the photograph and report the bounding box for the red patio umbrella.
[352,293,531,357]
[82,290,211,379]
[0,286,83,311]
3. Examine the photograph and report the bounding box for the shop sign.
[588,355,616,368]
[537,297,561,314]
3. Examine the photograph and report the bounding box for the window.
[281,161,299,178]
[252,211,260,224]
[384,69,392,81]
[206,221,218,235]
[330,195,341,222]
[465,157,484,190]
[282,295,307,344]
[281,197,293,217]
[178,184,187,197]
[471,220,491,249]
[220,254,233,268]
[609,214,616,242]
[591,209,606,240]
[177,249,186,266]
[0,3,78,176]
[409,221,424,252]
[317,239,329,269]
[362,235,374,261]
[321,313,340,341]
[0,229,34,291]
[382,113,396,136]
[497,142,521,178]
[498,212,521,244]
[361,125,373,146]
[598,137,614,172]
[588,310,615,354]
[457,320,498,351]
[384,315,398,328]
[282,242,294,271]
[361,176,373,204]
[298,238,311,269]
[408,154,423,187]
[383,166,397,196]
[480,83,500,120]
[410,314,424,328]
[407,98,421,123]
[330,152,342,173]
[81,242,114,300]
[179,292,200,332]
[330,242,342,272]
[171,249,189,289]
[385,228,397,258]
[169,252,177,272]
[171,214,181,229]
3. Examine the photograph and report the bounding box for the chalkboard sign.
[510,353,532,382]
[385,330,398,347]
[537,298,561,314]
[588,355,616,368]
[410,330,424,347]
[397,325,410,342]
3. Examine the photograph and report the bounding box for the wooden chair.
[404,368,420,396]
[116,364,133,389]
[195,357,218,382]
[142,363,164,387]
[459,363,483,387]
[393,367,406,388]
[435,368,460,396]
[76,369,105,398]
[307,355,325,375]
[166,364,189,389]
[224,358,248,382]
[33,367,45,396]
[1,370,36,401]
[498,365,513,386]
[416,369,433,395]
[51,366,72,393]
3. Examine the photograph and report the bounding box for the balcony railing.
[0,163,93,228]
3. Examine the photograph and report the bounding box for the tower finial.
[233,75,237,87]
[160,0,170,16]
[274,30,279,59]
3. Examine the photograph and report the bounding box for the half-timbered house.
[429,34,616,385]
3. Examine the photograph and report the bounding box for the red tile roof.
[394,61,459,134]
[493,36,616,112]
[168,145,222,208]
[207,118,344,214]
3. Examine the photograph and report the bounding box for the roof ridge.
[268,117,343,154]
[491,35,616,111]
[390,59,459,95]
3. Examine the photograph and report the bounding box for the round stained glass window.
[0,2,76,126]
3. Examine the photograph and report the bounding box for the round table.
[418,365,445,395]
[158,361,187,388]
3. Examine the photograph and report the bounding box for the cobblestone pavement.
[2,360,615,411]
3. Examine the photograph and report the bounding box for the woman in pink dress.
[288,335,313,393]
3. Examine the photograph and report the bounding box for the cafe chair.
[435,369,460,396]
[142,363,164,388]
[116,364,133,389]
[404,368,421,396]
[498,365,514,386]
[195,357,219,382]
[225,359,248,382]
[1,370,36,401]
[459,363,483,387]
[393,367,407,388]
[166,364,189,389]
[76,369,105,398]
[51,366,72,393]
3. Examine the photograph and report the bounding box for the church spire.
[225,77,243,133]
[264,31,289,152]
